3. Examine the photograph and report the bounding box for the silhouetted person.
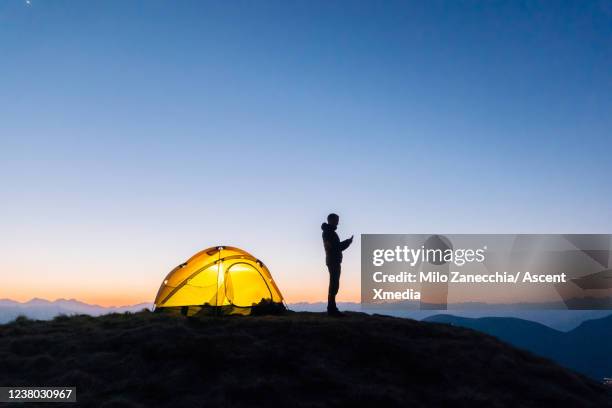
[321,213,353,316]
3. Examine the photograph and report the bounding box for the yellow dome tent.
[154,246,285,316]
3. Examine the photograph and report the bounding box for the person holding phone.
[321,213,353,316]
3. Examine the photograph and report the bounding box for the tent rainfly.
[154,246,285,316]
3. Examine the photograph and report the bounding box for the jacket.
[321,222,352,265]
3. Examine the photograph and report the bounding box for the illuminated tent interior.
[154,246,285,316]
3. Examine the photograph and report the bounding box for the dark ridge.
[0,311,610,407]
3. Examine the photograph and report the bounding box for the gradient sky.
[1,1,611,306]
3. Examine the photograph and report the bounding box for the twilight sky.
[1,0,611,306]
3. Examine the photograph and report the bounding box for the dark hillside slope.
[425,315,562,356]
[426,314,612,381]
[0,311,610,407]
[565,315,612,380]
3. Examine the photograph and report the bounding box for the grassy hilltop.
[0,311,610,407]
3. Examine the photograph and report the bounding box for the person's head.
[327,213,339,226]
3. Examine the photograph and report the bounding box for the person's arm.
[340,235,353,251]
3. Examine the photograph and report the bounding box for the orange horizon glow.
[3,288,361,308]
[2,244,363,308]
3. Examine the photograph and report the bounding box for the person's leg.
[327,263,341,312]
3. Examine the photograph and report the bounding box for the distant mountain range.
[425,314,612,381]
[2,299,609,331]
[289,302,611,331]
[0,298,152,323]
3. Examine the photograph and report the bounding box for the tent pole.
[215,249,220,316]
